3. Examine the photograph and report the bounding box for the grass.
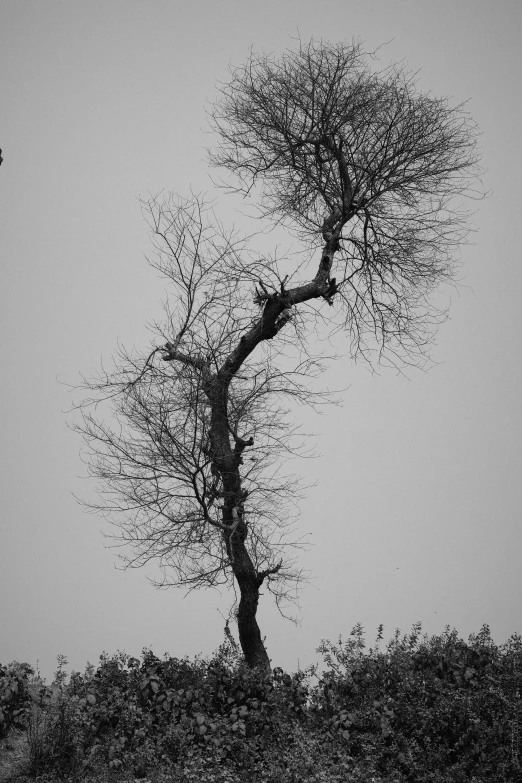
[0,729,30,783]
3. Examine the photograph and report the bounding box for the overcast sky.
[1,0,521,682]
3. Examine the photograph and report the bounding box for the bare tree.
[76,40,480,669]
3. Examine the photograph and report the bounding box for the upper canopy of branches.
[210,40,481,362]
[211,39,480,235]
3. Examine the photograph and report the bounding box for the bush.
[27,690,85,777]
[312,623,522,781]
[5,624,522,781]
[0,661,33,738]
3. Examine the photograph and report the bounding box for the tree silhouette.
[76,40,480,668]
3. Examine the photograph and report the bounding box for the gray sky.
[1,0,521,682]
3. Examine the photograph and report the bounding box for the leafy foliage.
[4,624,521,781]
[314,623,522,781]
[0,661,33,738]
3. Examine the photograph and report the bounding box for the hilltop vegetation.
[1,624,521,782]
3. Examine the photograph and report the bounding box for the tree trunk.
[206,357,279,671]
[222,500,271,670]
[233,546,271,670]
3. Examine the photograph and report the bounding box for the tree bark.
[204,373,272,670]
[234,563,271,669]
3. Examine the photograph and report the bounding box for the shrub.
[27,690,84,777]
[312,623,522,781]
[0,661,32,738]
[7,624,522,781]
